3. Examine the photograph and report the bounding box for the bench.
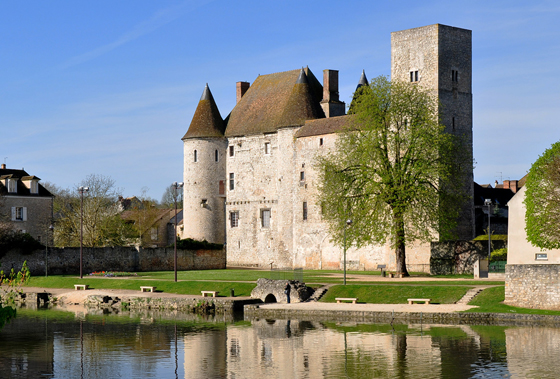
[336,297,358,304]
[140,286,156,292]
[74,284,89,291]
[201,291,219,297]
[407,298,431,304]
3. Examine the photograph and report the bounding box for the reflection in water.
[1,308,560,378]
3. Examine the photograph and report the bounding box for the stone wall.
[430,240,506,275]
[505,264,560,310]
[0,246,226,276]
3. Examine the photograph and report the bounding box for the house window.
[230,211,239,228]
[261,209,271,228]
[7,179,16,193]
[215,149,219,162]
[410,70,419,82]
[229,145,234,157]
[264,142,271,155]
[229,173,235,191]
[319,138,324,146]
[303,202,308,221]
[12,207,26,221]
[150,227,158,241]
[194,150,198,162]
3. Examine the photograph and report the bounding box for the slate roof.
[0,168,53,197]
[295,114,353,138]
[224,67,324,137]
[182,84,225,140]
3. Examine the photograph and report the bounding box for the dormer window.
[30,180,38,194]
[7,178,16,193]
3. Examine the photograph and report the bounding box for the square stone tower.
[391,24,474,240]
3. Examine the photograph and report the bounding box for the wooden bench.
[201,291,219,297]
[407,298,431,304]
[74,284,89,291]
[140,286,156,292]
[336,297,358,304]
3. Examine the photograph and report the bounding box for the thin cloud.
[60,0,211,69]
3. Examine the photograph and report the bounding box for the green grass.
[320,284,469,304]
[464,286,560,315]
[26,276,256,297]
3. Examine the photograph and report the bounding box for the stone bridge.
[250,278,314,304]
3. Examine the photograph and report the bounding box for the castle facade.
[181,24,474,271]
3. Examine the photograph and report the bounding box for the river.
[1,307,559,378]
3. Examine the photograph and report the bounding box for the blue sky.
[1,0,559,200]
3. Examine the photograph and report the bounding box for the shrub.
[174,238,223,250]
[490,248,507,262]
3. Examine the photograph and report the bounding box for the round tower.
[181,84,227,244]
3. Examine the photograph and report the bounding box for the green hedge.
[174,238,223,250]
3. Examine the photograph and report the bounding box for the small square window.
[264,142,271,155]
[261,209,271,228]
[229,145,234,157]
[230,211,239,228]
[536,253,548,261]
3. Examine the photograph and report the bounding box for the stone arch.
[264,294,277,303]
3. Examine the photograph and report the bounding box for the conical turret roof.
[279,68,325,127]
[348,70,371,114]
[356,70,368,89]
[182,84,225,140]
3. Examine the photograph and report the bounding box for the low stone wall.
[505,264,560,310]
[430,240,506,275]
[0,246,226,276]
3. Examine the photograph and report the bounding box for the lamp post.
[484,198,492,260]
[45,224,53,277]
[172,182,184,283]
[343,219,352,285]
[78,186,89,279]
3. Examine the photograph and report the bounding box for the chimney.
[236,82,250,104]
[1,163,5,169]
[320,69,345,118]
[504,180,519,193]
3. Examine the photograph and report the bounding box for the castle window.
[410,70,419,82]
[215,149,219,162]
[452,117,456,130]
[219,180,225,195]
[230,211,239,228]
[452,70,459,82]
[229,145,234,157]
[264,142,271,155]
[261,209,271,228]
[229,173,235,191]
[194,150,198,162]
[319,138,324,146]
[302,202,308,221]
[300,171,305,182]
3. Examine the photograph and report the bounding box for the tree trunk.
[393,210,409,277]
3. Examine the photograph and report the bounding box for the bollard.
[230,288,235,297]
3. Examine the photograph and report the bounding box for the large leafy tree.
[317,76,470,276]
[524,141,560,250]
[44,174,135,247]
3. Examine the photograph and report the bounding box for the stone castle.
[181,24,474,272]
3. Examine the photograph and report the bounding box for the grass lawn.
[25,276,256,297]
[464,286,560,316]
[320,284,470,304]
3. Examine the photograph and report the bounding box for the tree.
[524,141,560,250]
[160,184,183,209]
[126,187,164,247]
[316,76,470,276]
[44,175,134,247]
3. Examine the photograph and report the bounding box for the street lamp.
[78,186,89,279]
[484,198,492,261]
[172,182,184,283]
[45,224,53,277]
[343,219,352,285]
